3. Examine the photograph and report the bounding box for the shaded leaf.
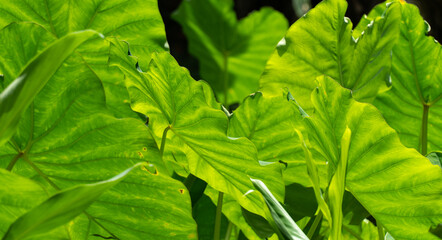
[173,0,288,105]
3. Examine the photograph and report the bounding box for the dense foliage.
[0,0,440,239]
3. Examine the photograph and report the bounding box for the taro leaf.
[373,2,442,154]
[0,0,167,116]
[251,178,309,240]
[110,41,285,217]
[173,0,288,105]
[2,163,139,240]
[260,0,401,112]
[292,76,442,239]
[0,27,98,146]
[0,23,196,239]
[228,92,327,187]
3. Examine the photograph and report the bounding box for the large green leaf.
[373,2,442,154]
[2,163,139,240]
[173,0,287,105]
[0,22,196,239]
[0,0,167,116]
[0,28,97,146]
[228,92,322,187]
[260,0,401,112]
[293,76,442,239]
[110,41,284,217]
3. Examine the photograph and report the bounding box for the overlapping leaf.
[260,0,401,112]
[0,22,196,239]
[228,92,327,187]
[293,76,442,239]
[0,0,167,116]
[373,2,442,154]
[0,27,97,146]
[110,40,284,217]
[173,0,287,105]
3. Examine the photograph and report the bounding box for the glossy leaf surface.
[173,0,288,105]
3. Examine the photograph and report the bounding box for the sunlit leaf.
[373,2,442,154]
[261,0,401,111]
[291,76,442,239]
[110,41,284,217]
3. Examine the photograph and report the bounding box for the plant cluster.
[0,0,440,239]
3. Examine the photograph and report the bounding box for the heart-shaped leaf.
[373,2,442,154]
[260,0,401,111]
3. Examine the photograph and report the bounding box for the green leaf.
[110,41,284,217]
[0,0,167,117]
[373,2,442,154]
[427,152,442,168]
[251,178,309,240]
[228,92,326,187]
[0,22,196,239]
[260,0,401,111]
[293,76,442,239]
[328,127,351,240]
[173,0,288,105]
[0,28,98,146]
[2,163,141,240]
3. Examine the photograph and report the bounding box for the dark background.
[158,0,442,76]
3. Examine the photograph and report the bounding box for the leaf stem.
[377,222,384,240]
[224,221,233,240]
[420,104,429,155]
[6,152,23,171]
[222,51,229,107]
[307,211,323,238]
[214,191,224,240]
[159,126,171,157]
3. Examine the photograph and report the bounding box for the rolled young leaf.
[0,29,99,146]
[251,178,309,240]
